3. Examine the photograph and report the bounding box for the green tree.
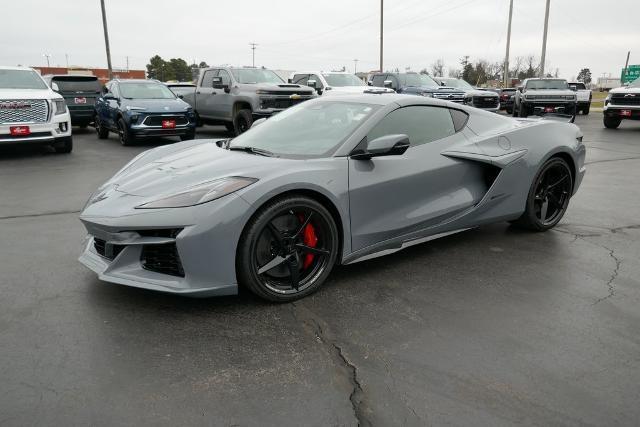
[146,55,166,80]
[576,68,592,84]
[168,58,191,81]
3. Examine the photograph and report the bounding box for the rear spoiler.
[537,113,576,123]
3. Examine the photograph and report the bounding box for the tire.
[117,117,134,146]
[603,116,620,129]
[512,104,519,117]
[582,106,590,115]
[518,105,528,118]
[95,116,109,139]
[224,123,235,133]
[180,130,196,141]
[512,157,573,232]
[52,136,73,154]
[506,107,512,115]
[78,123,88,129]
[236,195,340,302]
[232,109,253,136]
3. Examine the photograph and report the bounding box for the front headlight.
[565,95,576,100]
[126,106,147,112]
[422,92,433,97]
[54,99,67,115]
[135,177,257,209]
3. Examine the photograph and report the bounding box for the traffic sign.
[621,65,640,83]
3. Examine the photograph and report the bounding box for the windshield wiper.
[228,145,278,157]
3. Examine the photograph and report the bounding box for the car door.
[212,69,234,120]
[97,82,119,130]
[195,69,218,120]
[348,105,487,252]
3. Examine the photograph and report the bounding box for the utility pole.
[353,59,359,74]
[65,53,69,68]
[249,43,258,67]
[100,0,113,79]
[623,50,631,81]
[503,0,514,87]
[43,53,51,68]
[379,0,384,72]
[126,56,129,72]
[539,0,551,77]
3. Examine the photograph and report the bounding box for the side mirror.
[307,79,317,89]
[212,76,230,93]
[517,86,523,93]
[177,94,184,99]
[51,82,60,92]
[383,80,394,89]
[441,81,446,86]
[367,81,373,86]
[569,85,577,91]
[252,117,267,128]
[351,134,410,160]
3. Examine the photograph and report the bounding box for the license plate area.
[74,97,87,104]
[544,106,556,113]
[620,110,632,117]
[10,126,31,136]
[161,119,176,129]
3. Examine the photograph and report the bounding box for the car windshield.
[229,101,379,158]
[323,73,365,87]
[629,78,640,88]
[168,85,196,96]
[400,74,439,88]
[442,79,474,90]
[0,69,48,90]
[119,82,176,99]
[52,77,101,93]
[525,79,569,90]
[231,69,284,84]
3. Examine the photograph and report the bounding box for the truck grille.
[142,115,189,126]
[260,98,309,109]
[610,94,640,106]
[141,243,185,277]
[472,96,500,109]
[0,99,49,124]
[433,93,465,103]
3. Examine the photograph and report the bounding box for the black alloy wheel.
[513,157,573,231]
[95,116,109,139]
[233,109,253,136]
[237,196,339,302]
[117,118,133,146]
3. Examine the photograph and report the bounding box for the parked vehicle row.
[288,71,394,96]
[0,66,73,153]
[436,78,501,112]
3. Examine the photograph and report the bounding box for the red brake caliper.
[298,214,318,269]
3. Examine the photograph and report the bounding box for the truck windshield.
[323,73,364,87]
[442,79,474,90]
[52,77,101,93]
[569,82,586,90]
[630,78,640,88]
[0,69,48,90]
[229,101,379,158]
[119,83,176,99]
[525,79,568,90]
[399,74,439,88]
[231,69,284,84]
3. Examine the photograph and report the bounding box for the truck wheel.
[603,116,621,129]
[180,130,196,141]
[518,106,528,118]
[95,116,109,139]
[233,109,253,136]
[225,123,235,133]
[582,106,590,115]
[53,136,73,154]
[117,118,134,146]
[512,105,518,117]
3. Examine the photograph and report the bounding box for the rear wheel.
[233,109,253,136]
[95,116,109,139]
[603,116,621,129]
[224,123,235,133]
[180,130,196,141]
[117,117,134,146]
[236,196,339,302]
[512,157,573,231]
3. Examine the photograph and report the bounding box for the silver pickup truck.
[183,66,316,135]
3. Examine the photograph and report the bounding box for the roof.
[44,74,98,79]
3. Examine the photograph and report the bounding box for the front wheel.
[117,117,134,146]
[603,116,621,129]
[518,105,528,117]
[52,136,73,154]
[233,109,253,136]
[512,157,573,231]
[180,130,196,141]
[236,196,339,302]
[95,116,109,139]
[582,106,590,115]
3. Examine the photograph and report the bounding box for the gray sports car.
[79,94,586,301]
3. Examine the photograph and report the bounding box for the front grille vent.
[140,243,185,277]
[0,99,49,124]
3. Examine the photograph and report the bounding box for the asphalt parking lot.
[1,114,639,426]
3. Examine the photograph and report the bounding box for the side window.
[449,109,469,132]
[218,70,231,86]
[201,70,215,88]
[292,74,309,85]
[367,106,456,147]
[310,74,324,89]
[371,75,386,87]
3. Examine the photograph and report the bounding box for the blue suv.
[95,79,196,145]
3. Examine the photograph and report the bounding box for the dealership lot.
[1,115,639,425]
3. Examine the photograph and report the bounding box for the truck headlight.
[565,95,576,100]
[135,177,257,209]
[422,92,433,97]
[54,99,67,115]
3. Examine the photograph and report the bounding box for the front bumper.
[78,192,251,297]
[0,111,72,145]
[522,102,576,114]
[604,105,640,121]
[129,116,196,138]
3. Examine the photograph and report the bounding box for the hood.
[121,97,191,113]
[421,86,465,94]
[244,83,315,94]
[107,140,292,197]
[325,86,393,95]
[523,89,574,96]
[610,86,640,94]
[465,89,499,97]
[0,88,58,100]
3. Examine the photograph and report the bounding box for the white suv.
[289,71,394,96]
[568,81,592,115]
[0,66,72,153]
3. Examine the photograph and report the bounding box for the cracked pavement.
[1,115,639,426]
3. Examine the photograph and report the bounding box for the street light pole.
[100,0,113,79]
[249,43,258,67]
[43,54,51,68]
[539,0,551,77]
[353,59,359,74]
[503,0,514,87]
[379,0,384,72]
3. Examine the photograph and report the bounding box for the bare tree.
[448,67,461,78]
[430,59,445,77]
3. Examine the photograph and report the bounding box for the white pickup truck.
[0,66,72,153]
[568,81,592,115]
